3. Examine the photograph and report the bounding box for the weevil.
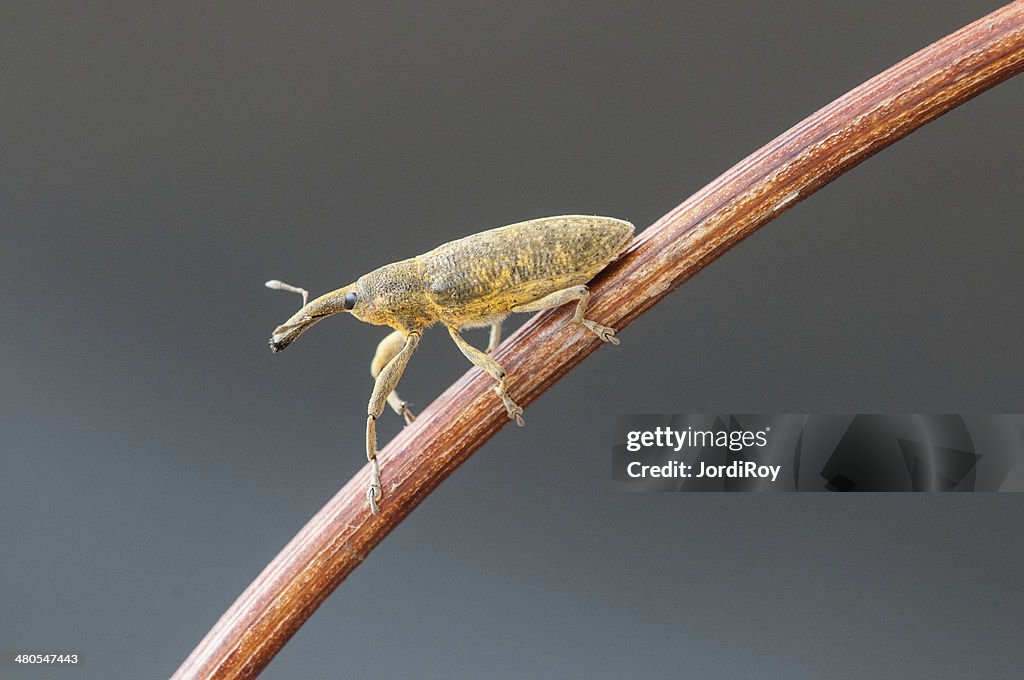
[266,215,634,513]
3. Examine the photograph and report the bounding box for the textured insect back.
[418,216,634,323]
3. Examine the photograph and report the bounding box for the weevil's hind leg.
[372,330,417,424]
[511,284,620,345]
[365,331,420,514]
[447,326,524,426]
[486,321,503,354]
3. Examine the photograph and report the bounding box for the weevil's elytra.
[267,215,634,513]
[420,217,633,320]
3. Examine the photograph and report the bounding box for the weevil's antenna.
[265,279,309,308]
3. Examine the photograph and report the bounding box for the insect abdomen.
[418,216,633,319]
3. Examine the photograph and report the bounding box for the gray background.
[2,1,1022,678]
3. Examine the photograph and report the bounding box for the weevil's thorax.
[352,258,436,333]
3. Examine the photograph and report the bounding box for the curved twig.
[173,3,1024,678]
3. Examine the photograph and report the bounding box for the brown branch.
[173,3,1024,678]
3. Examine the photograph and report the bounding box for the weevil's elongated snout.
[269,313,318,352]
[268,286,354,352]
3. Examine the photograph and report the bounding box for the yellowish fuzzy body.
[339,215,633,334]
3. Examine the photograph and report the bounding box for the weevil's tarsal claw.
[367,486,381,514]
[582,319,620,345]
[367,457,383,514]
[494,385,525,426]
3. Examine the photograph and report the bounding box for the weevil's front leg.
[365,331,420,514]
[371,330,417,424]
[511,284,620,345]
[447,325,524,426]
[486,321,502,353]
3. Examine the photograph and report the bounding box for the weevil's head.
[269,284,358,352]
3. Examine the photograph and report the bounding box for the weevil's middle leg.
[486,321,502,354]
[372,330,417,424]
[447,325,524,426]
[365,331,420,514]
[511,284,620,345]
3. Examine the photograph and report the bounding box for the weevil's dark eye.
[344,291,358,310]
